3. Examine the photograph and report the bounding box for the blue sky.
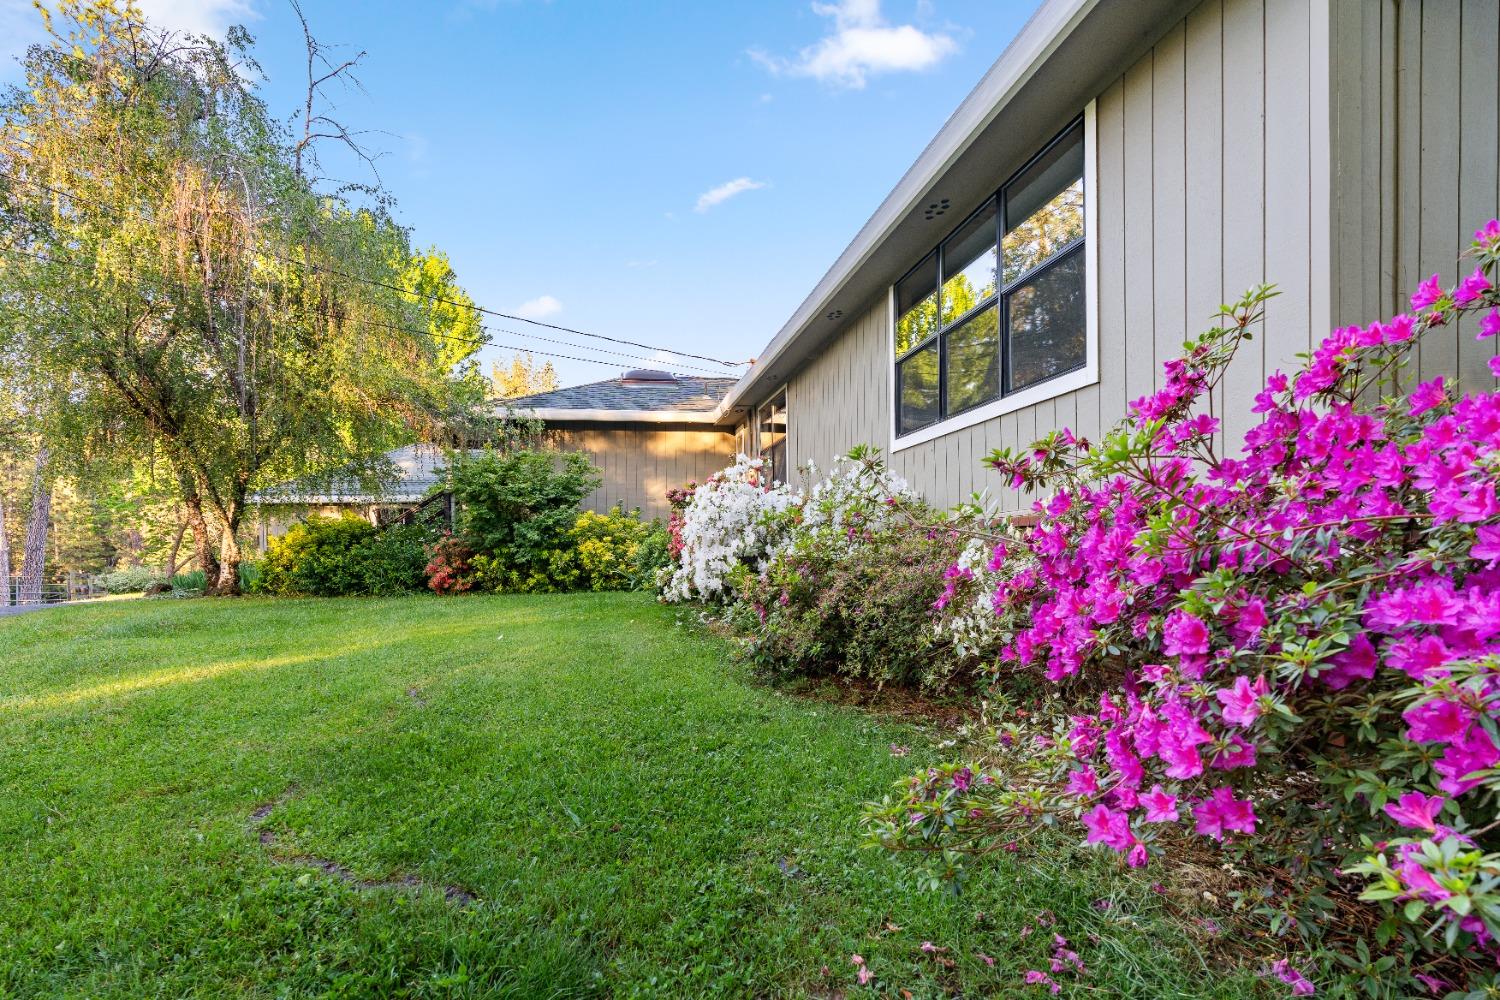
[2,0,1042,387]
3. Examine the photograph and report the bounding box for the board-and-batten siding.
[783,0,1332,510]
[1330,0,1500,397]
[545,427,735,521]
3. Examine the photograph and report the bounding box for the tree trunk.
[163,515,188,579]
[0,491,10,606]
[212,526,242,597]
[18,446,51,604]
[181,489,219,589]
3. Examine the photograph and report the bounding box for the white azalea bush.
[664,446,983,689]
[660,455,800,603]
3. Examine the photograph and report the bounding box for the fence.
[2,572,102,607]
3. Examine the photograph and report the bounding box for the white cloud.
[1,0,256,72]
[513,295,562,320]
[694,177,767,213]
[750,0,956,89]
[133,0,258,38]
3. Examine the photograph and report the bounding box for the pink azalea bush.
[866,221,1500,993]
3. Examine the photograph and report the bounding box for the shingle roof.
[249,444,458,505]
[500,375,738,414]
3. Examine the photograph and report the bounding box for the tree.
[0,0,485,594]
[491,352,560,399]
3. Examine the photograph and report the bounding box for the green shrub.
[442,449,602,587]
[450,506,662,594]
[630,522,671,591]
[730,506,965,690]
[261,516,429,597]
[719,450,972,690]
[94,565,164,594]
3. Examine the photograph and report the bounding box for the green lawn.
[0,593,1256,998]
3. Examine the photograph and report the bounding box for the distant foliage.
[94,565,164,594]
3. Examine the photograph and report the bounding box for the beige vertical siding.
[1331,0,1500,395]
[779,0,1333,510]
[545,425,735,521]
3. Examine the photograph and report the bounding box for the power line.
[3,174,749,368]
[0,243,733,379]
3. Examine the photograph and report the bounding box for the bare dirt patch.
[249,788,475,905]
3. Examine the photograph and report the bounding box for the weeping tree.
[0,0,485,595]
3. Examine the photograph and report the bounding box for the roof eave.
[519,407,723,425]
[715,0,1189,419]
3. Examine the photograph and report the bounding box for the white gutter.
[712,0,1097,421]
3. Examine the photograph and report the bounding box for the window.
[757,390,787,482]
[893,118,1086,437]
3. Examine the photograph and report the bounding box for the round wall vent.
[923,197,951,220]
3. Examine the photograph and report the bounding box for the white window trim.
[890,99,1099,454]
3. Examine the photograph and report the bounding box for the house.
[678,0,1494,512]
[505,371,740,520]
[509,0,1495,519]
[248,443,455,549]
[696,0,1494,512]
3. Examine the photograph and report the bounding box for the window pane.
[1002,123,1085,285]
[757,391,787,480]
[1006,248,1086,393]
[897,343,940,434]
[943,305,999,413]
[940,201,998,326]
[895,251,938,355]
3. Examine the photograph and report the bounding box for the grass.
[0,593,1260,998]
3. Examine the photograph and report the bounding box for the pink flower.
[1453,266,1492,305]
[1066,766,1100,798]
[1216,675,1269,727]
[1382,791,1445,832]
[1480,308,1500,340]
[1402,698,1471,745]
[1322,633,1378,689]
[1411,273,1445,311]
[1192,786,1258,841]
[1472,524,1500,566]
[1162,610,1210,656]
[1434,727,1500,795]
[1081,804,1134,851]
[1409,377,1447,416]
[1491,355,1500,380]
[1140,784,1179,822]
[1270,959,1316,996]
[1024,970,1061,995]
[976,951,996,967]
[856,966,873,986]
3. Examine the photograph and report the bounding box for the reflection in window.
[891,118,1087,437]
[940,202,998,327]
[944,307,1000,413]
[757,390,787,482]
[894,252,938,355]
[898,343,940,434]
[1007,248,1086,392]
[1001,127,1085,285]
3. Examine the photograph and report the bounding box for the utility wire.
[0,243,733,379]
[2,173,749,368]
